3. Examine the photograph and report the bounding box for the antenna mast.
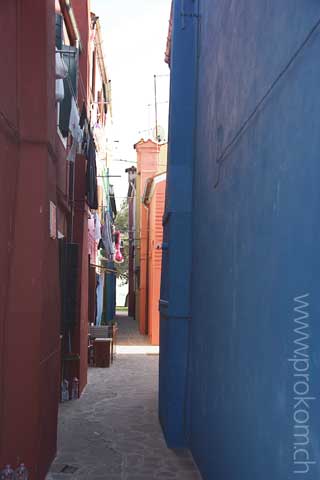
[154,74,158,141]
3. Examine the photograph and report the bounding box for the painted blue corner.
[105,261,116,323]
[161,0,320,478]
[159,0,199,448]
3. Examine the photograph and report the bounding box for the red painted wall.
[0,1,60,478]
[0,0,97,476]
[57,0,92,403]
[72,0,91,110]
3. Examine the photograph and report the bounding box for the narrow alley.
[3,1,320,479]
[47,314,201,480]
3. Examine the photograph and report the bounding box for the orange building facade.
[143,173,166,345]
[130,140,167,345]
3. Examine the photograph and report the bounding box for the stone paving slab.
[47,316,201,480]
[116,314,151,346]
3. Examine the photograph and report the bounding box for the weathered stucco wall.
[161,1,320,478]
[0,1,60,478]
[189,1,320,478]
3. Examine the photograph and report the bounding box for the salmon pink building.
[143,173,166,345]
[128,140,167,345]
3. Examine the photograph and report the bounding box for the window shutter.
[55,14,63,50]
[59,46,79,137]
[59,240,79,329]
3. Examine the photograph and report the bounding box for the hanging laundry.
[67,98,83,163]
[95,273,105,326]
[94,212,101,241]
[79,102,87,129]
[109,185,117,220]
[55,79,64,103]
[55,48,68,79]
[114,230,124,264]
[55,48,68,104]
[101,212,115,259]
[85,135,98,209]
[88,215,94,233]
[98,238,105,250]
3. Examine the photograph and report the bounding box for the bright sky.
[91,0,171,205]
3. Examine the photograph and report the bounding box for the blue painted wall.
[159,0,198,447]
[161,0,320,478]
[105,262,116,323]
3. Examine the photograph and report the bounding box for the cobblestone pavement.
[116,313,150,345]
[47,315,201,480]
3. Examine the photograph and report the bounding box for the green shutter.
[55,14,63,50]
[59,46,79,137]
[59,240,80,329]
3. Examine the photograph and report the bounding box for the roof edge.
[164,2,173,67]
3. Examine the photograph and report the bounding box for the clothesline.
[90,263,117,273]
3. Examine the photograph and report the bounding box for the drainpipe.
[59,0,82,51]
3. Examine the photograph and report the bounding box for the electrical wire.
[90,263,117,273]
[154,74,170,78]
[214,16,320,188]
[112,159,137,163]
[61,49,103,121]
[60,47,108,237]
[111,158,168,168]
[78,68,95,114]
[0,110,19,140]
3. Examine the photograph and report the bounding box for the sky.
[91,0,172,204]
